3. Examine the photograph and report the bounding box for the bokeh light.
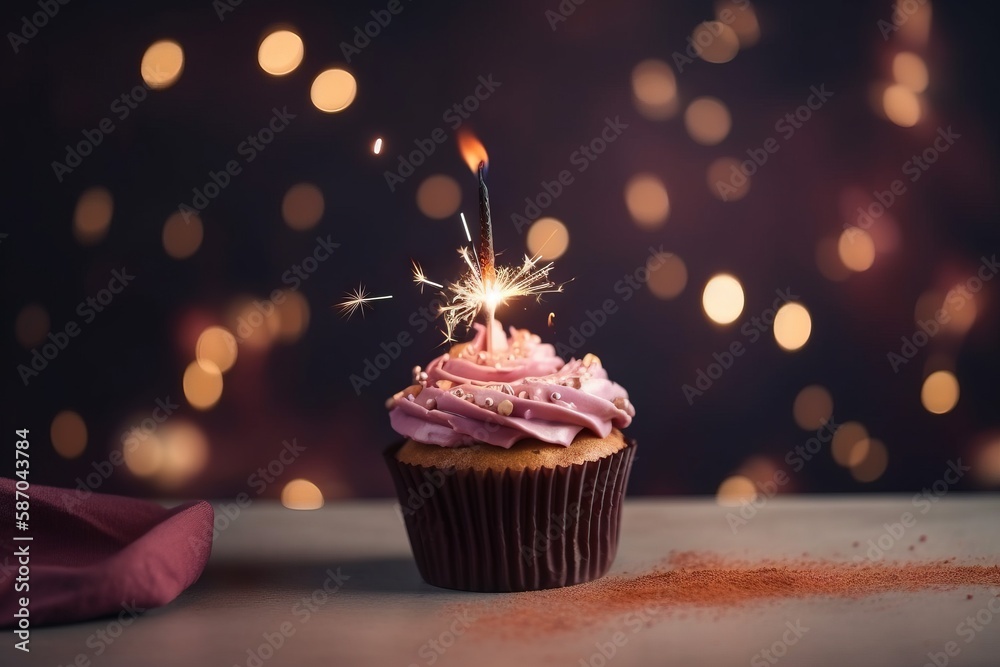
[973,438,1000,486]
[837,228,876,272]
[624,173,670,229]
[892,52,929,93]
[883,84,921,127]
[630,59,678,120]
[123,432,163,478]
[942,286,977,334]
[416,174,461,219]
[140,40,184,89]
[50,410,87,459]
[716,475,756,506]
[156,421,210,488]
[183,360,224,410]
[706,157,750,201]
[162,211,203,259]
[281,183,325,230]
[702,274,745,324]
[73,186,113,245]
[310,68,357,112]
[793,385,833,430]
[257,29,304,76]
[717,0,760,47]
[275,290,311,343]
[773,303,812,351]
[196,326,238,373]
[832,421,869,467]
[281,479,325,510]
[647,252,688,300]
[684,97,732,145]
[921,370,959,414]
[526,217,569,260]
[228,297,279,351]
[898,2,932,47]
[15,303,49,348]
[850,438,888,482]
[692,21,740,64]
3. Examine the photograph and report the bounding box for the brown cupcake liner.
[384,439,636,592]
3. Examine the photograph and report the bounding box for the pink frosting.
[387,321,634,448]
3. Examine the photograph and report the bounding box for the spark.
[411,260,444,292]
[373,137,383,154]
[436,249,563,344]
[336,283,392,319]
[548,312,555,327]
[459,212,472,243]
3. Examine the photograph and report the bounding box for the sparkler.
[341,131,563,352]
[337,283,392,319]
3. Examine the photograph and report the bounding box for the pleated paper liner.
[385,439,636,593]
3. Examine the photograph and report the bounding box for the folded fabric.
[0,478,213,627]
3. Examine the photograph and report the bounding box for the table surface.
[19,496,1000,667]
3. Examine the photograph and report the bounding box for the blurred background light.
[281,183,325,230]
[630,59,678,120]
[281,479,325,510]
[773,303,812,351]
[196,326,238,373]
[850,438,888,483]
[73,187,113,245]
[140,40,184,89]
[624,173,670,228]
[162,211,204,259]
[15,303,50,348]
[702,274,745,324]
[647,252,688,300]
[257,29,304,75]
[692,21,740,64]
[50,410,87,459]
[793,385,833,430]
[526,217,569,260]
[310,68,357,112]
[183,360,224,410]
[416,174,461,219]
[921,370,960,414]
[684,97,732,146]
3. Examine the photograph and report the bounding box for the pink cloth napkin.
[0,478,214,627]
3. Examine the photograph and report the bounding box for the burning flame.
[457,130,488,173]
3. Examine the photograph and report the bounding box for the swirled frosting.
[387,321,634,448]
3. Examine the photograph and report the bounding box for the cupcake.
[384,320,636,592]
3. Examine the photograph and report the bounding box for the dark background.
[3,0,999,501]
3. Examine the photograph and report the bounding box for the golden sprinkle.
[498,399,514,416]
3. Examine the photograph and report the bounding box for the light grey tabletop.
[19,497,1000,667]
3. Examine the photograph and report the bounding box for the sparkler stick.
[477,161,498,357]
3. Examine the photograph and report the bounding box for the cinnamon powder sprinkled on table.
[456,552,1000,638]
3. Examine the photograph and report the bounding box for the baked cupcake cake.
[385,319,636,592]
